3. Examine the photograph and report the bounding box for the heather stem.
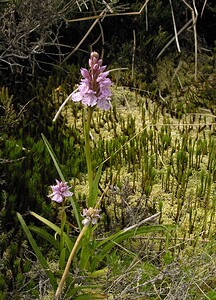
[84,106,94,206]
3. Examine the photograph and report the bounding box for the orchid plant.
[17,51,174,299]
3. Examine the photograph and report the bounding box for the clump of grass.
[105,240,216,299]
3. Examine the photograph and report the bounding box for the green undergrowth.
[1,59,216,299]
[34,83,216,299]
[62,84,216,239]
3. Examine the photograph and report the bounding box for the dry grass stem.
[66,0,151,23]
[169,0,181,52]
[61,9,107,64]
[132,29,136,81]
[156,18,193,59]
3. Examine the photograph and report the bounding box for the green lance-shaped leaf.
[41,133,64,180]
[60,209,67,257]
[17,212,57,290]
[79,226,93,269]
[66,285,103,298]
[28,225,60,250]
[74,293,107,300]
[88,163,103,207]
[30,211,73,252]
[41,133,81,230]
[91,220,176,270]
[59,247,66,270]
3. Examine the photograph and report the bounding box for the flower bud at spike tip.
[48,180,73,203]
[72,51,112,110]
[91,51,99,60]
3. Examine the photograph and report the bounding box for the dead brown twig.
[65,0,150,23]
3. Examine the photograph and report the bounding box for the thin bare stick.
[181,0,198,81]
[55,225,88,299]
[123,212,161,233]
[138,0,151,14]
[123,91,132,114]
[169,0,181,52]
[95,181,111,209]
[201,0,208,17]
[90,0,105,59]
[53,88,78,122]
[193,0,198,81]
[102,0,114,13]
[66,0,150,23]
[99,21,105,59]
[145,3,148,31]
[181,0,192,10]
[61,9,106,64]
[108,67,128,73]
[90,33,102,51]
[156,18,193,59]
[131,29,136,81]
[75,0,82,12]
[171,60,183,88]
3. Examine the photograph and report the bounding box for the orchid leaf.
[79,226,92,269]
[28,225,59,250]
[41,133,64,180]
[30,211,73,252]
[75,293,107,300]
[59,247,66,270]
[75,294,107,299]
[66,285,104,298]
[17,213,57,290]
[88,163,103,207]
[91,224,176,269]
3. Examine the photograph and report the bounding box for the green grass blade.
[74,294,107,299]
[41,133,81,231]
[66,285,103,298]
[17,212,57,290]
[30,211,73,251]
[79,226,92,269]
[59,247,66,270]
[88,163,103,207]
[92,224,175,269]
[41,133,65,180]
[112,225,175,246]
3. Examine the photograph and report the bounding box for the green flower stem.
[60,205,66,248]
[55,225,88,299]
[84,107,94,205]
[59,206,66,269]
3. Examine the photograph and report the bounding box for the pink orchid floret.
[82,207,101,226]
[48,179,73,203]
[72,51,112,110]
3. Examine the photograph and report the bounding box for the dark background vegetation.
[0,0,215,297]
